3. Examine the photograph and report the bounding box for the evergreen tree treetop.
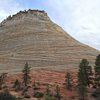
[95,54,100,88]
[22,62,31,87]
[95,54,100,66]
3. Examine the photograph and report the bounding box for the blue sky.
[0,0,100,50]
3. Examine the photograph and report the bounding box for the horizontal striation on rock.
[0,9,99,72]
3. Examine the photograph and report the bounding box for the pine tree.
[46,85,51,95]
[13,79,21,91]
[94,54,100,88]
[55,85,61,100]
[78,59,88,100]
[78,84,87,100]
[0,73,7,89]
[22,62,31,87]
[65,72,73,90]
[78,59,93,87]
[85,65,93,87]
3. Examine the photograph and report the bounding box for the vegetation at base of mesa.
[77,56,100,100]
[43,94,55,100]
[22,62,31,87]
[78,59,93,87]
[85,65,93,87]
[13,79,21,91]
[0,90,18,100]
[78,59,88,100]
[65,72,73,90]
[78,84,87,100]
[92,54,100,100]
[91,88,100,99]
[33,92,44,98]
[42,84,55,100]
[45,85,51,96]
[0,54,99,100]
[94,54,100,88]
[55,85,62,100]
[0,73,7,89]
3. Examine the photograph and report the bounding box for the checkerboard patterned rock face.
[0,10,99,72]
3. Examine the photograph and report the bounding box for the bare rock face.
[0,9,99,72]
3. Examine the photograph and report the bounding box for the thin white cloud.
[45,0,100,50]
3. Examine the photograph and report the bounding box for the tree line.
[0,54,100,100]
[65,54,100,100]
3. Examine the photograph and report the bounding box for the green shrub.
[13,79,21,91]
[91,89,100,98]
[44,94,55,100]
[33,92,44,98]
[0,90,17,100]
